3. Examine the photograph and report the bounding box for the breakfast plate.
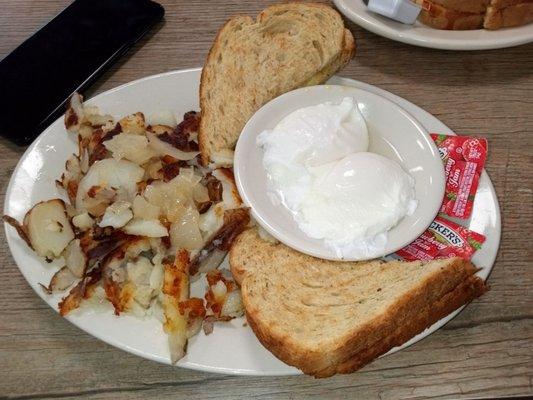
[334,0,533,50]
[4,68,500,375]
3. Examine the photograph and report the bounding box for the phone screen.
[0,0,164,145]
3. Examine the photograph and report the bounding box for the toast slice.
[229,229,488,377]
[489,0,533,9]
[429,0,490,13]
[484,1,533,29]
[416,0,485,29]
[416,0,532,29]
[199,3,355,165]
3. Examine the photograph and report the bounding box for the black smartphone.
[0,0,164,146]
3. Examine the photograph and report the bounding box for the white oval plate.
[234,85,445,261]
[334,0,533,50]
[4,68,500,375]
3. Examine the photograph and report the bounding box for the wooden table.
[1,1,532,399]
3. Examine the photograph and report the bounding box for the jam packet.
[431,134,488,219]
[395,215,485,261]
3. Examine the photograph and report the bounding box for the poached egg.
[257,97,417,259]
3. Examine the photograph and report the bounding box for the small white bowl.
[234,85,445,261]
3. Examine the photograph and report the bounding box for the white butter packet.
[367,0,422,25]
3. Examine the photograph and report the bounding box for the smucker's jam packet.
[431,134,488,219]
[395,215,485,261]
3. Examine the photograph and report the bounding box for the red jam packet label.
[431,134,488,219]
[395,215,485,261]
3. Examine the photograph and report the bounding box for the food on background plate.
[3,94,251,363]
[415,0,533,30]
[229,228,488,378]
[416,0,488,30]
[198,2,355,166]
[257,97,417,259]
[484,0,533,29]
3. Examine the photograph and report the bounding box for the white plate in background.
[334,0,533,50]
[4,68,500,375]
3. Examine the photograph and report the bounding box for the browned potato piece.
[40,266,77,294]
[64,239,87,278]
[119,112,145,135]
[162,249,189,363]
[212,168,242,209]
[23,199,75,259]
[146,131,199,161]
[64,93,84,133]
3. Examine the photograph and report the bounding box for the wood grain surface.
[0,1,532,399]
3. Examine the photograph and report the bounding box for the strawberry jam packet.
[395,215,485,261]
[431,134,488,219]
